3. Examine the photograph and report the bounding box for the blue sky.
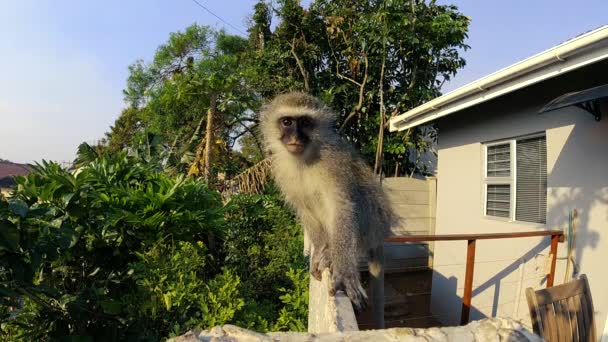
[1,0,606,163]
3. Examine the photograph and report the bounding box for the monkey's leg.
[368,244,385,329]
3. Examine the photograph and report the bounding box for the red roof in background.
[0,162,31,179]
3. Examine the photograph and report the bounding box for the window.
[484,135,547,224]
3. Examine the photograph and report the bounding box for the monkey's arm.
[310,244,331,281]
[297,210,331,280]
[327,199,367,311]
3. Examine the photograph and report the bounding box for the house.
[389,25,608,334]
[0,161,31,196]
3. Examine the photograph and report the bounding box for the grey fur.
[260,92,393,328]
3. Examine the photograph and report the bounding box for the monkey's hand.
[329,268,368,311]
[311,245,331,281]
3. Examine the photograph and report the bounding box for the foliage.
[0,155,222,340]
[115,25,261,182]
[107,1,469,182]
[222,191,308,332]
[0,1,472,339]
[272,268,309,331]
[0,154,308,340]
[248,0,469,176]
[130,242,245,337]
[238,132,265,164]
[104,107,145,154]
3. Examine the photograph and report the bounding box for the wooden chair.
[526,274,596,342]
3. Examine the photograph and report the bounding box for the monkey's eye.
[300,117,313,128]
[281,118,293,127]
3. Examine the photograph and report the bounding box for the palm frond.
[223,158,271,197]
[73,142,99,168]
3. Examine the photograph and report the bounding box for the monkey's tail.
[368,244,385,329]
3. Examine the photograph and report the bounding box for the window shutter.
[487,144,511,177]
[516,136,547,223]
[486,184,511,218]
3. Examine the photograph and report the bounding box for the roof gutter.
[390,25,608,132]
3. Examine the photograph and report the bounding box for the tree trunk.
[374,56,386,175]
[203,93,218,183]
[258,31,265,50]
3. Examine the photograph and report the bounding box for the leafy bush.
[0,155,308,341]
[272,268,309,331]
[128,241,245,338]
[0,155,223,340]
[222,192,308,331]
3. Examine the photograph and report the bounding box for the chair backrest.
[526,274,596,342]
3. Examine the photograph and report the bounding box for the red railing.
[386,230,564,325]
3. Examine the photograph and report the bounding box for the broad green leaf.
[0,286,19,298]
[163,292,172,311]
[100,299,123,315]
[8,199,28,218]
[88,267,101,277]
[0,219,20,252]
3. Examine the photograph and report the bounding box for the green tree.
[248,0,469,176]
[110,1,469,181]
[116,25,259,184]
[104,107,145,153]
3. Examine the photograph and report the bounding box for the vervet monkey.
[260,92,393,328]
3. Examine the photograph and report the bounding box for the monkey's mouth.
[286,143,305,154]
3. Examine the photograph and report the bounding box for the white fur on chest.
[273,156,337,222]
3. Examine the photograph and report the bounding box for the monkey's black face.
[278,115,315,155]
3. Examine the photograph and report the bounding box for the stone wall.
[307,268,358,334]
[169,317,541,342]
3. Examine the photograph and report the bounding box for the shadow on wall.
[546,188,604,277]
[469,240,551,319]
[431,269,487,326]
[431,239,552,326]
[545,103,608,277]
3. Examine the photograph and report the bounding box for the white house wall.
[430,60,608,335]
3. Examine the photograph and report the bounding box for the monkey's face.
[278,115,315,155]
[260,93,334,160]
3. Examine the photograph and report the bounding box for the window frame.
[482,133,546,225]
[483,140,515,221]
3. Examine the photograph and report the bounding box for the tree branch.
[238,122,263,156]
[230,130,249,143]
[288,37,310,93]
[328,41,362,87]
[338,54,368,133]
[374,11,389,174]
[226,117,259,128]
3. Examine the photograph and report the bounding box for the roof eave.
[389,25,608,132]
